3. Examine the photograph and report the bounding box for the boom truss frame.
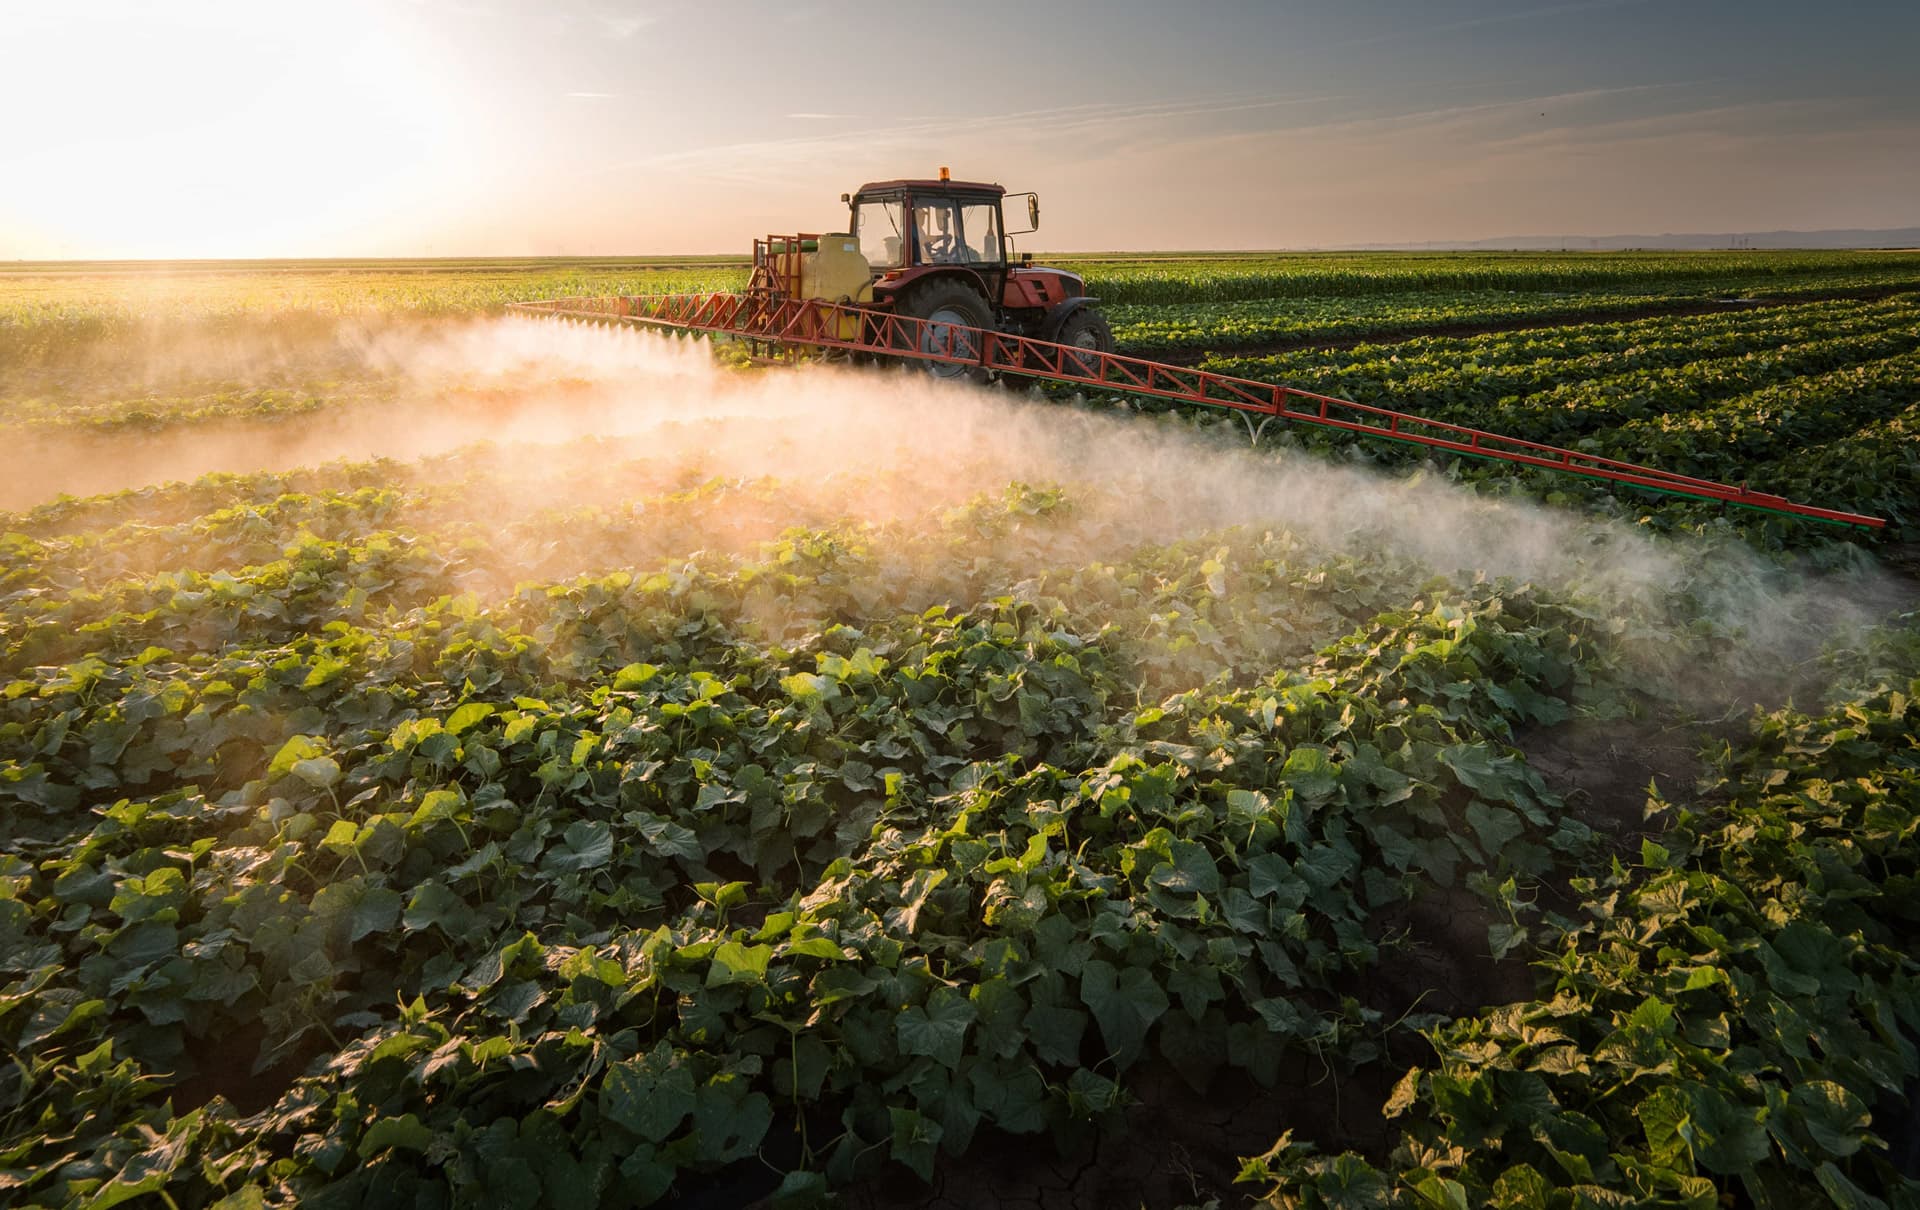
[506,292,1886,531]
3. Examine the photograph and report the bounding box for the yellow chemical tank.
[800,233,873,339]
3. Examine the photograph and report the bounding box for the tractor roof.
[854,178,1005,197]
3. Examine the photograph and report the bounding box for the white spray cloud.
[9,313,1906,707]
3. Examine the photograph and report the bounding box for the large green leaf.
[707,941,773,987]
[1683,1083,1770,1175]
[546,819,614,873]
[1281,745,1340,799]
[897,987,976,1069]
[1789,1080,1872,1158]
[601,1043,697,1143]
[1079,959,1169,1063]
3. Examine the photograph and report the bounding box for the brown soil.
[167,1018,324,1117]
[1359,883,1539,1021]
[818,1055,1395,1210]
[1880,542,1920,586]
[1515,716,1710,843]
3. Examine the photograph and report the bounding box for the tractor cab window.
[913,199,965,264]
[960,203,1001,264]
[853,199,905,268]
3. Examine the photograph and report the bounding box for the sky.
[2,0,1917,258]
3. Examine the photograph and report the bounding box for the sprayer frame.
[504,292,1887,532]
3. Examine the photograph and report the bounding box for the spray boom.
[507,290,1887,532]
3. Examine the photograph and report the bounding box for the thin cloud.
[1330,0,1656,49]
[650,81,1724,193]
[567,91,619,99]
[1477,96,1879,153]
[616,91,1352,180]
[1145,82,1731,168]
[787,112,848,120]
[600,14,656,39]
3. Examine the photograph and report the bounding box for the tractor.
[744,168,1112,381]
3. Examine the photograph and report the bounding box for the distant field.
[6,248,1918,327]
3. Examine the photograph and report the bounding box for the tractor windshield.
[960,203,1001,263]
[910,199,1001,265]
[854,193,1003,267]
[853,199,905,268]
[913,201,963,265]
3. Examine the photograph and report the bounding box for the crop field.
[2,251,1918,1209]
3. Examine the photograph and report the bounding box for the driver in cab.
[915,205,964,264]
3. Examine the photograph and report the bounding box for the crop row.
[1211,295,1893,374]
[1246,643,1920,1205]
[1195,306,1920,538]
[1232,294,1920,379]
[1202,298,1920,433]
[1083,253,1920,305]
[1258,315,1920,426]
[1108,276,1920,354]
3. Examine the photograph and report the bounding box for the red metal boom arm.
[506,292,1887,531]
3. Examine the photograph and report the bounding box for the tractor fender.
[1038,296,1104,343]
[871,266,994,307]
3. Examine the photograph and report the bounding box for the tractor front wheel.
[894,280,994,383]
[1054,307,1114,378]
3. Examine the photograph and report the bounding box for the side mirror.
[840,193,851,204]
[1027,196,1040,229]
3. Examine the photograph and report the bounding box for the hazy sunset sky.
[3,0,1917,258]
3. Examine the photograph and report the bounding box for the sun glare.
[2,2,460,258]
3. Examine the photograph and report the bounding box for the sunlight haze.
[3,0,1917,257]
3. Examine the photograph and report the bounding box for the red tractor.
[848,170,1112,380]
[741,169,1113,382]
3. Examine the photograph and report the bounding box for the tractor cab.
[848,178,1009,271]
[842,171,1102,364]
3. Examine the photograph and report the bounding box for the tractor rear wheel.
[894,279,994,383]
[1054,307,1114,378]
